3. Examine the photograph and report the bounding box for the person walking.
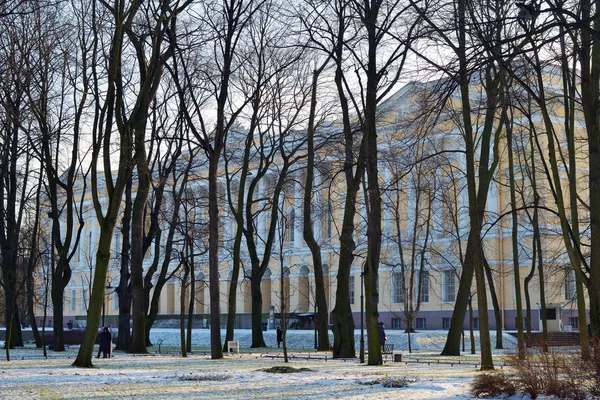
[103,327,113,358]
[378,322,387,351]
[96,328,106,359]
[276,326,283,348]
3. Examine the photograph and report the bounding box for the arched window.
[298,265,310,312]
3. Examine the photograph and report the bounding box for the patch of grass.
[172,373,230,381]
[260,366,312,373]
[359,376,413,388]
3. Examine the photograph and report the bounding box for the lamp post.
[360,271,365,363]
[102,282,113,327]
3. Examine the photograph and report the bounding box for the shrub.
[359,377,413,388]
[509,347,597,399]
[470,373,516,398]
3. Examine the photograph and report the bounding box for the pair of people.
[96,326,113,358]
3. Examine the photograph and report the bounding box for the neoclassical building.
[40,72,586,334]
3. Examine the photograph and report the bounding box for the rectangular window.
[349,275,355,305]
[472,317,479,330]
[70,290,76,311]
[87,231,92,260]
[392,272,403,303]
[569,317,579,329]
[113,233,121,258]
[391,318,402,329]
[419,271,429,303]
[565,270,576,301]
[416,318,426,330]
[81,288,87,311]
[287,209,296,243]
[442,317,451,329]
[112,291,119,311]
[443,270,456,302]
[326,201,332,239]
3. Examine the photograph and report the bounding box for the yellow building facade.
[42,74,586,333]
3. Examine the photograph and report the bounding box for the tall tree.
[126,0,190,354]
[221,3,306,348]
[144,125,195,345]
[26,1,88,352]
[0,3,39,350]
[302,59,332,351]
[304,0,418,362]
[414,0,506,369]
[381,132,437,352]
[74,0,190,366]
[171,0,262,358]
[503,104,526,358]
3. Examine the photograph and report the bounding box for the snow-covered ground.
[2,327,519,351]
[0,329,556,399]
[147,328,519,352]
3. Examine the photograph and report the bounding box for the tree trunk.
[505,109,525,359]
[180,265,189,358]
[2,247,23,349]
[223,226,243,351]
[186,273,195,354]
[482,256,503,349]
[524,250,536,334]
[128,124,151,354]
[533,196,548,352]
[469,297,475,354]
[250,271,266,348]
[51,255,71,352]
[115,177,132,351]
[579,0,600,372]
[303,65,331,352]
[51,273,66,352]
[27,265,42,347]
[208,154,224,359]
[560,37,590,359]
[441,2,499,371]
[73,216,124,367]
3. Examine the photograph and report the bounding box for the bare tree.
[74,0,190,367]
[25,1,89,352]
[301,58,333,351]
[221,3,307,349]
[303,0,419,363]
[380,130,438,353]
[144,124,197,345]
[0,3,39,351]
[171,0,262,359]
[125,0,191,355]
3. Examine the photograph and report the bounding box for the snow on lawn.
[0,352,488,399]
[0,329,550,399]
[147,328,519,352]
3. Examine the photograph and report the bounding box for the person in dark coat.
[276,326,283,348]
[96,328,106,359]
[101,327,113,358]
[378,322,387,350]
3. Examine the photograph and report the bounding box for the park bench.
[227,340,240,354]
[383,343,394,362]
